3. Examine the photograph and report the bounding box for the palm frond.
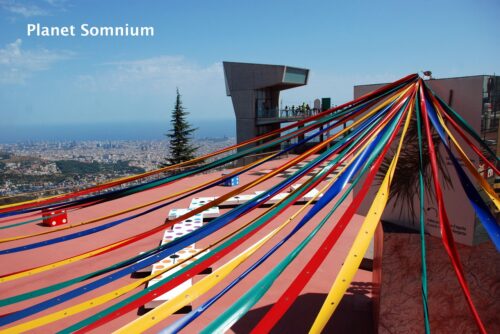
[375,114,453,223]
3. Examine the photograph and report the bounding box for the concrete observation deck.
[223,61,311,146]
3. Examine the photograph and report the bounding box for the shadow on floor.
[232,288,373,334]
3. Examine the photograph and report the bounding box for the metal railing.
[257,108,321,119]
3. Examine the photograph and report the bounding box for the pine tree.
[164,88,198,166]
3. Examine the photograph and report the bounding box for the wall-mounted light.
[423,70,433,79]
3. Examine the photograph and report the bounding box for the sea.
[0,119,236,143]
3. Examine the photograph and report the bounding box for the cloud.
[43,0,66,6]
[75,56,403,121]
[0,0,49,17]
[76,56,233,119]
[0,39,73,84]
[0,0,68,18]
[92,56,223,92]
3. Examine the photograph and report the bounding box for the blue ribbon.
[0,105,389,326]
[423,87,500,251]
[0,100,383,255]
[160,108,401,333]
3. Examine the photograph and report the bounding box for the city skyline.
[0,137,236,196]
[0,0,499,134]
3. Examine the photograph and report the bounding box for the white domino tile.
[163,220,203,242]
[189,197,216,208]
[235,194,257,203]
[135,252,153,274]
[144,199,219,309]
[221,196,239,206]
[167,208,191,221]
[300,188,322,202]
[145,247,210,308]
[220,194,257,207]
[143,180,327,309]
[290,184,323,202]
[268,192,289,204]
[256,169,274,175]
[281,161,342,181]
[189,197,220,218]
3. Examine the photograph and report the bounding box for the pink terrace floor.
[0,155,374,333]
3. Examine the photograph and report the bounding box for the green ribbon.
[60,105,394,333]
[202,104,405,333]
[433,92,498,161]
[59,136,362,333]
[416,92,431,333]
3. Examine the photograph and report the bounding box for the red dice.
[42,208,68,227]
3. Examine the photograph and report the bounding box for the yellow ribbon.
[113,118,392,333]
[2,149,360,334]
[433,103,500,210]
[0,89,404,283]
[309,97,413,333]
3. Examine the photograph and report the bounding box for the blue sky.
[0,0,499,129]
